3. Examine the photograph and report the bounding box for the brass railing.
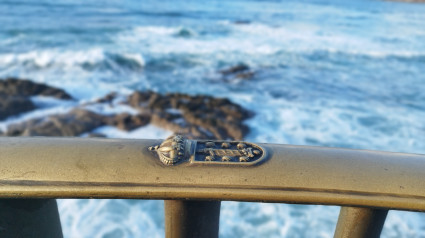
[1,136,424,237]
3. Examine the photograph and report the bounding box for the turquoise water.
[1,0,425,237]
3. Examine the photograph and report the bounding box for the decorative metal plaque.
[149,135,267,166]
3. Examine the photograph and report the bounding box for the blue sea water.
[1,0,425,237]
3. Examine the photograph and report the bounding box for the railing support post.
[0,199,63,238]
[164,200,221,238]
[334,206,388,238]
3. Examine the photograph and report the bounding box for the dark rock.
[3,88,252,141]
[219,64,250,75]
[0,93,36,120]
[218,64,255,81]
[0,78,72,100]
[126,91,252,140]
[174,28,195,38]
[235,71,255,79]
[95,92,117,104]
[6,109,106,136]
[106,113,151,131]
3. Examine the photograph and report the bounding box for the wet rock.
[234,71,255,79]
[219,64,250,75]
[94,92,117,104]
[219,63,255,81]
[0,78,73,120]
[6,109,106,137]
[106,113,151,131]
[3,87,251,141]
[0,78,72,100]
[127,91,252,140]
[0,93,36,120]
[174,28,195,38]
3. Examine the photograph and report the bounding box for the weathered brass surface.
[1,136,425,211]
[334,207,388,238]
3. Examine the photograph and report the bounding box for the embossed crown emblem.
[149,135,187,165]
[149,135,267,166]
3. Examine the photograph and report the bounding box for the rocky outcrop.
[127,91,252,140]
[106,113,151,131]
[219,64,255,81]
[6,109,106,137]
[0,78,73,100]
[0,93,36,120]
[2,78,252,141]
[0,78,73,120]
[94,92,117,104]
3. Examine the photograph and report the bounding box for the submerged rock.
[219,64,250,75]
[218,63,255,81]
[6,109,106,137]
[127,91,252,140]
[0,78,73,100]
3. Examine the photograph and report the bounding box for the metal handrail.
[1,136,424,237]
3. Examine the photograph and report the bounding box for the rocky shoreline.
[0,78,252,140]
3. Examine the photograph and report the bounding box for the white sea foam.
[83,103,139,116]
[58,199,164,238]
[244,96,425,154]
[0,48,145,74]
[114,23,425,59]
[92,125,172,139]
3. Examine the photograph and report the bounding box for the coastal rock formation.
[127,91,251,140]
[94,92,117,104]
[0,78,72,100]
[0,78,73,120]
[2,78,252,140]
[0,93,36,120]
[219,63,255,81]
[6,109,106,137]
[106,113,151,131]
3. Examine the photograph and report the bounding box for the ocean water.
[1,0,425,237]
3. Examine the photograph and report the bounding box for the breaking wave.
[0,48,145,73]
